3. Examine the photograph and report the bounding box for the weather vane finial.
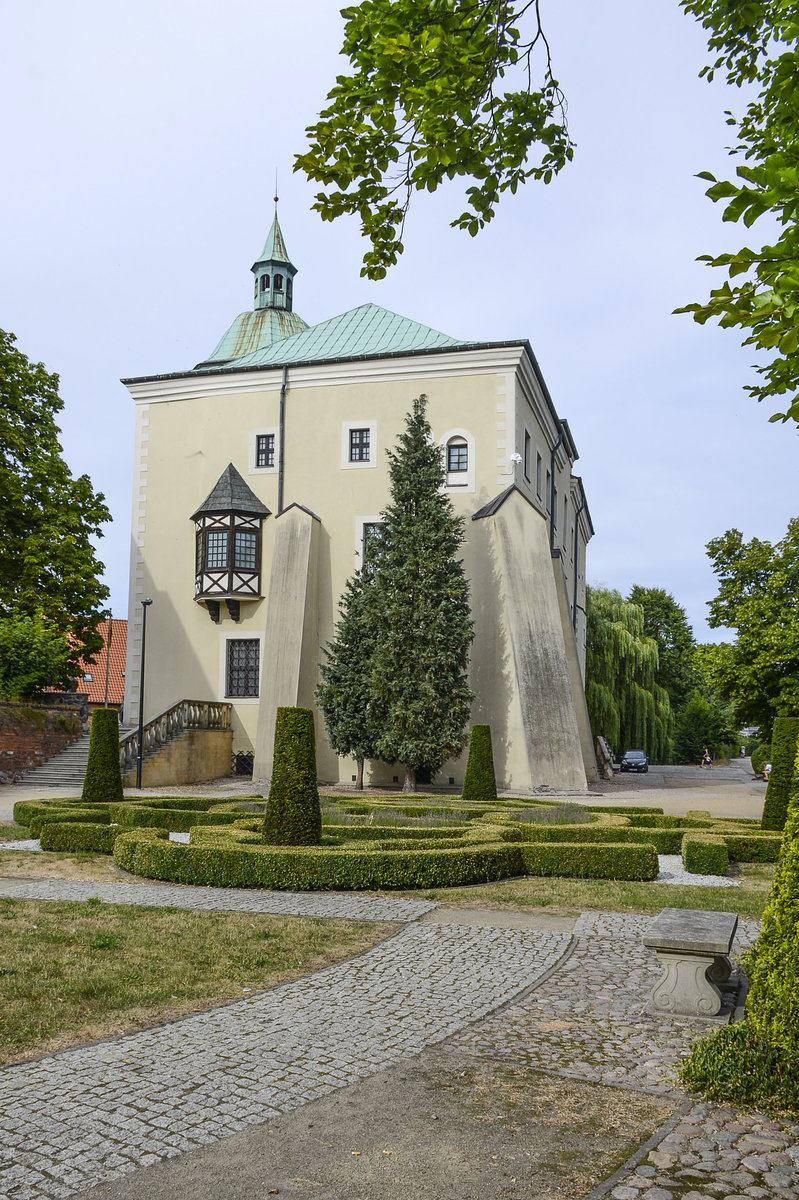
[274,169,279,211]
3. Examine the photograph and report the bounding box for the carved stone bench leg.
[649,950,730,1017]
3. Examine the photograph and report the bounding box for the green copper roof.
[197,308,308,367]
[254,211,295,271]
[207,303,459,371]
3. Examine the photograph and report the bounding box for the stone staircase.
[21,733,92,788]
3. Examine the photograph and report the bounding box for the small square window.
[205,530,228,570]
[447,442,468,472]
[226,639,259,698]
[255,433,275,469]
[349,428,370,462]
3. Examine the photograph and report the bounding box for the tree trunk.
[355,758,364,790]
[402,765,417,793]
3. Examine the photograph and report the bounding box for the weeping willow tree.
[585,586,673,761]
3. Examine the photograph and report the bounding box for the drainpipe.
[277,365,288,515]
[572,495,586,630]
[549,428,564,554]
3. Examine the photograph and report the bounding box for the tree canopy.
[704,518,799,736]
[0,329,110,678]
[628,585,697,714]
[585,586,672,761]
[676,0,799,425]
[295,0,572,278]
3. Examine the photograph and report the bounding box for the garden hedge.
[462,724,498,802]
[761,717,799,831]
[520,841,658,880]
[751,742,771,776]
[263,708,322,845]
[108,804,242,832]
[681,833,729,876]
[39,822,120,855]
[82,709,124,803]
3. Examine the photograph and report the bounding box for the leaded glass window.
[234,530,258,570]
[226,639,259,697]
[205,530,228,570]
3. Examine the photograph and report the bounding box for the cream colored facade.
[123,225,596,791]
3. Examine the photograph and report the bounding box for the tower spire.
[251,194,296,313]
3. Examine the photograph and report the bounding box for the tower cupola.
[252,198,296,312]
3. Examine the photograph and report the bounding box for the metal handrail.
[119,699,232,775]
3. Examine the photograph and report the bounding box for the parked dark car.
[620,749,649,773]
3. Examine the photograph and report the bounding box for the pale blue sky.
[1,0,795,640]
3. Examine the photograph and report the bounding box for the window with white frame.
[249,426,279,475]
[349,427,370,462]
[440,428,476,492]
[341,421,378,470]
[225,638,259,698]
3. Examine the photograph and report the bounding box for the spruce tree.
[316,569,380,789]
[367,394,474,791]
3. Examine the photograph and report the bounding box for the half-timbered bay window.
[190,463,270,622]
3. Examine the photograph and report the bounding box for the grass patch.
[510,803,593,825]
[0,822,32,841]
[404,861,773,918]
[0,848,121,881]
[0,897,393,1066]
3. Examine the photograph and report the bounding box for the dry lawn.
[0,897,394,1066]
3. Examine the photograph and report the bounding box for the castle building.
[122,209,597,790]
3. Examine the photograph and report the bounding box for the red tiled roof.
[78,618,127,706]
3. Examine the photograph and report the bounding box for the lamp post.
[135,598,153,790]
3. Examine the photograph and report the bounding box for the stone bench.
[642,907,738,1018]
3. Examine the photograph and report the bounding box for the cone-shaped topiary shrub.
[761,716,799,831]
[262,707,322,845]
[462,724,497,802]
[681,739,799,1114]
[82,708,124,802]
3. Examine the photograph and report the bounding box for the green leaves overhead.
[677,0,799,424]
[704,518,799,735]
[295,0,573,277]
[0,329,110,675]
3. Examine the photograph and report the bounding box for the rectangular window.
[523,432,531,481]
[553,484,558,529]
[226,639,259,698]
[447,443,468,472]
[234,530,258,571]
[362,521,383,565]
[349,427,371,462]
[255,433,274,468]
[536,452,543,498]
[545,468,551,511]
[563,496,568,547]
[205,530,228,570]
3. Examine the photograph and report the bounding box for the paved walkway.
[0,884,796,1200]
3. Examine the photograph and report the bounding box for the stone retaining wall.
[0,701,86,779]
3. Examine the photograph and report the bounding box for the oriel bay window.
[191,463,270,622]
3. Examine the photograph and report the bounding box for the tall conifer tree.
[316,568,380,789]
[369,394,474,791]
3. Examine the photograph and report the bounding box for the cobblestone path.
[0,878,434,923]
[1,888,797,1200]
[0,914,568,1200]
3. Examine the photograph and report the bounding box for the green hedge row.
[626,814,714,830]
[112,827,660,890]
[722,833,783,862]
[521,841,658,881]
[13,799,111,827]
[506,822,685,853]
[39,822,120,855]
[29,809,112,838]
[682,834,729,876]
[108,804,242,833]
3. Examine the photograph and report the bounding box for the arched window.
[261,274,269,291]
[274,273,283,291]
[446,437,468,473]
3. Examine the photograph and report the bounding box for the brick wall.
[0,702,87,780]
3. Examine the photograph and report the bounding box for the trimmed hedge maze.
[11,794,782,891]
